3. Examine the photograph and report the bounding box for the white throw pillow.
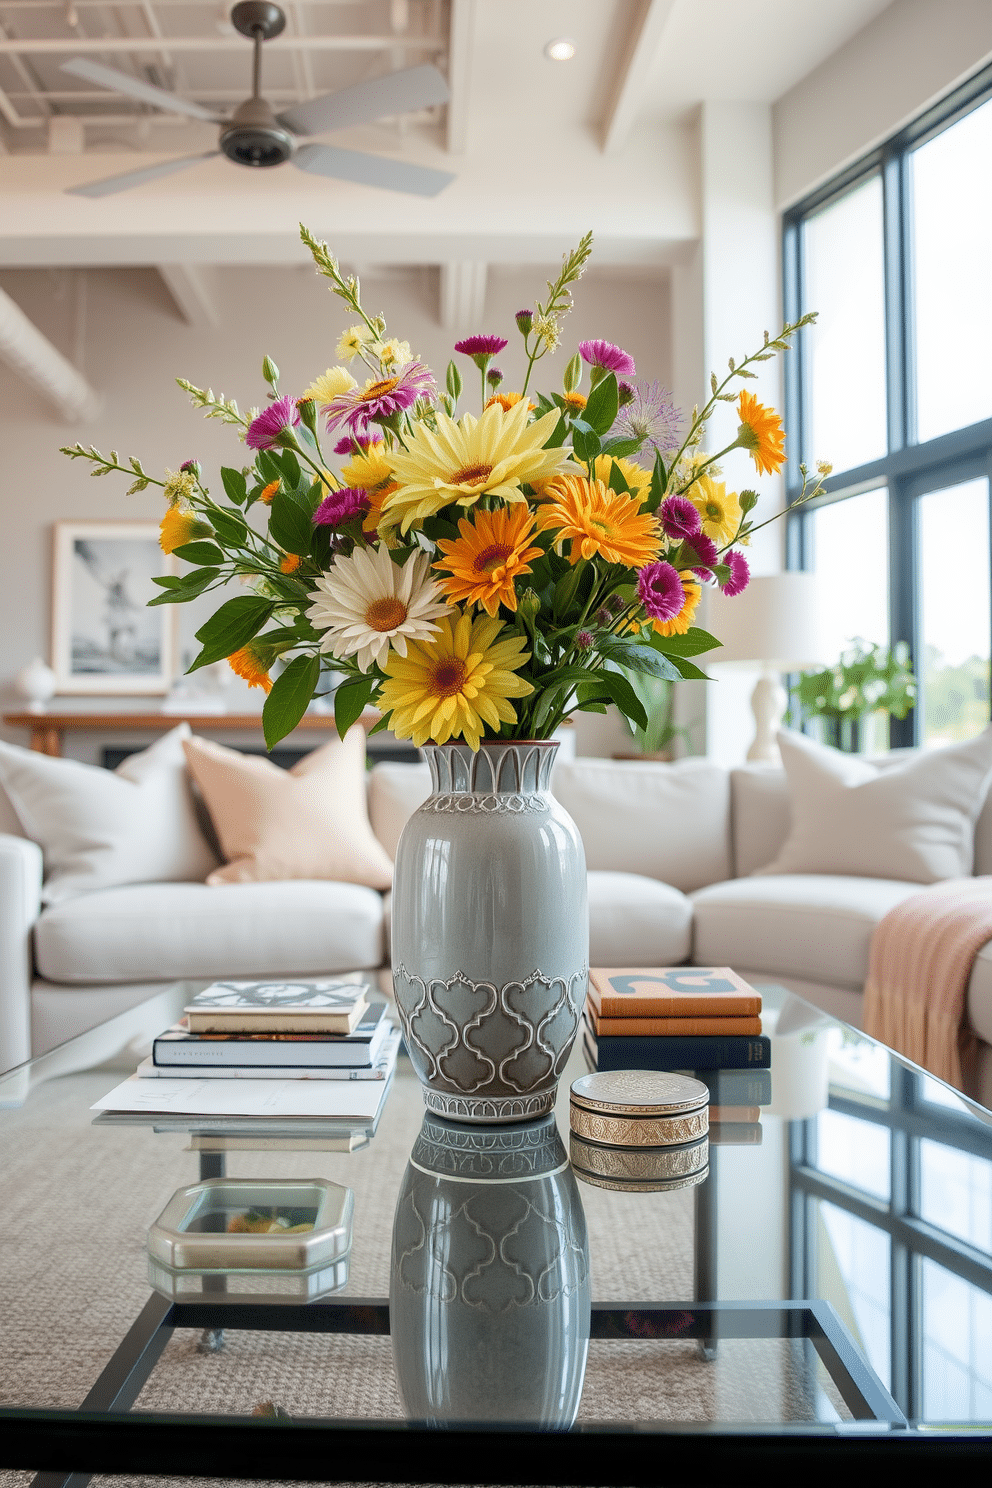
[757,727,992,884]
[0,723,219,903]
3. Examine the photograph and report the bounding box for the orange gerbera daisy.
[280,553,302,574]
[737,390,785,476]
[647,573,701,637]
[228,640,274,693]
[258,480,280,505]
[563,391,587,414]
[536,475,662,568]
[484,391,534,414]
[434,505,544,616]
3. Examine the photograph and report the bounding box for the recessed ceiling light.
[544,37,576,62]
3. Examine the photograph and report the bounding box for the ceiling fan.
[61,0,455,199]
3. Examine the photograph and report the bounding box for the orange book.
[588,967,762,1019]
[589,1011,762,1037]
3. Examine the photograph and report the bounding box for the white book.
[136,1028,401,1082]
[92,1069,391,1122]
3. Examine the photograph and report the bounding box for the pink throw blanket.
[863,877,992,1095]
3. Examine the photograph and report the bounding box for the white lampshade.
[704,572,823,670]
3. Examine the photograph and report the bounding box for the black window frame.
[782,59,992,747]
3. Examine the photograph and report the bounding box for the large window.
[784,63,992,747]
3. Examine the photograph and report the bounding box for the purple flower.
[659,493,701,541]
[617,380,636,407]
[333,432,382,455]
[637,561,685,624]
[721,549,750,597]
[575,629,594,651]
[578,339,636,377]
[686,531,718,581]
[515,309,533,334]
[322,362,436,434]
[453,334,508,358]
[313,486,371,528]
[487,366,505,388]
[179,458,200,474]
[615,380,683,455]
[245,394,300,451]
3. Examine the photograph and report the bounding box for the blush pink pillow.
[182,729,393,890]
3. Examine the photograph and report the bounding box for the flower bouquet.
[62,225,826,753]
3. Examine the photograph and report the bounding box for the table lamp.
[704,572,823,762]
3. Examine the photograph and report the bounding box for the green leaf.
[646,449,667,513]
[592,668,648,731]
[584,372,619,436]
[275,448,301,488]
[650,626,722,658]
[172,541,225,566]
[262,653,320,750]
[151,574,182,589]
[446,360,462,400]
[563,352,581,394]
[602,437,642,459]
[571,423,601,463]
[608,460,630,495]
[542,412,568,449]
[221,467,248,506]
[188,595,274,671]
[600,638,682,681]
[210,508,249,547]
[269,489,313,556]
[664,655,710,681]
[256,450,282,485]
[148,568,219,606]
[334,675,377,739]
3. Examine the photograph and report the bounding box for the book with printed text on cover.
[153,1002,389,1069]
[588,967,762,1019]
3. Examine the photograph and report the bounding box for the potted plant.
[794,638,917,752]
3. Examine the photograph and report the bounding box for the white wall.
[0,258,670,760]
[775,0,992,207]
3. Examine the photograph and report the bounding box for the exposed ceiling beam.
[0,34,445,55]
[439,259,486,332]
[601,0,677,154]
[0,283,100,421]
[445,0,476,154]
[158,263,218,328]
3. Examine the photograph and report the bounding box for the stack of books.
[583,968,771,1143]
[138,979,400,1082]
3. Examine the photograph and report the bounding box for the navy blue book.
[583,1021,771,1071]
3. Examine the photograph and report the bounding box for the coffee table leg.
[694,1146,718,1359]
[196,1148,226,1353]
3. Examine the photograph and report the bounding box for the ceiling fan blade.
[278,63,449,138]
[66,151,220,198]
[292,142,454,197]
[61,58,222,123]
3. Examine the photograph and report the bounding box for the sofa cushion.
[0,724,218,904]
[34,881,385,984]
[758,728,992,883]
[183,729,394,890]
[730,765,791,877]
[552,758,731,891]
[587,871,693,966]
[691,875,925,990]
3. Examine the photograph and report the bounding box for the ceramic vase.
[391,739,588,1124]
[390,1113,590,1427]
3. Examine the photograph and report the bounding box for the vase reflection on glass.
[390,1113,591,1427]
[390,739,588,1124]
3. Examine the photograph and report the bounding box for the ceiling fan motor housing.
[220,96,295,167]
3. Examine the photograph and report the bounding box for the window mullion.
[882,149,909,455]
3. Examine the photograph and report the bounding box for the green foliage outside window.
[793,638,917,752]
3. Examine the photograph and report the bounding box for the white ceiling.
[0,0,896,270]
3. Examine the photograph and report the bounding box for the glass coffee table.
[0,984,990,1483]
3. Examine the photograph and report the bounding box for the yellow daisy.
[434,506,544,616]
[379,612,534,751]
[384,397,572,532]
[648,573,701,637]
[341,444,395,491]
[159,506,212,554]
[336,324,373,363]
[687,474,742,545]
[228,641,274,693]
[536,475,662,568]
[591,453,651,501]
[302,366,357,404]
[737,390,786,476]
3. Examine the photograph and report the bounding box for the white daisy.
[306,545,451,672]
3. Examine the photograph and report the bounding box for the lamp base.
[746,672,787,763]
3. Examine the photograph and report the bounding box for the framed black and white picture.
[51,521,177,694]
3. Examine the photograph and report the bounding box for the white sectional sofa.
[2,747,991,1102]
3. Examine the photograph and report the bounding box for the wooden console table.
[2,710,377,757]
